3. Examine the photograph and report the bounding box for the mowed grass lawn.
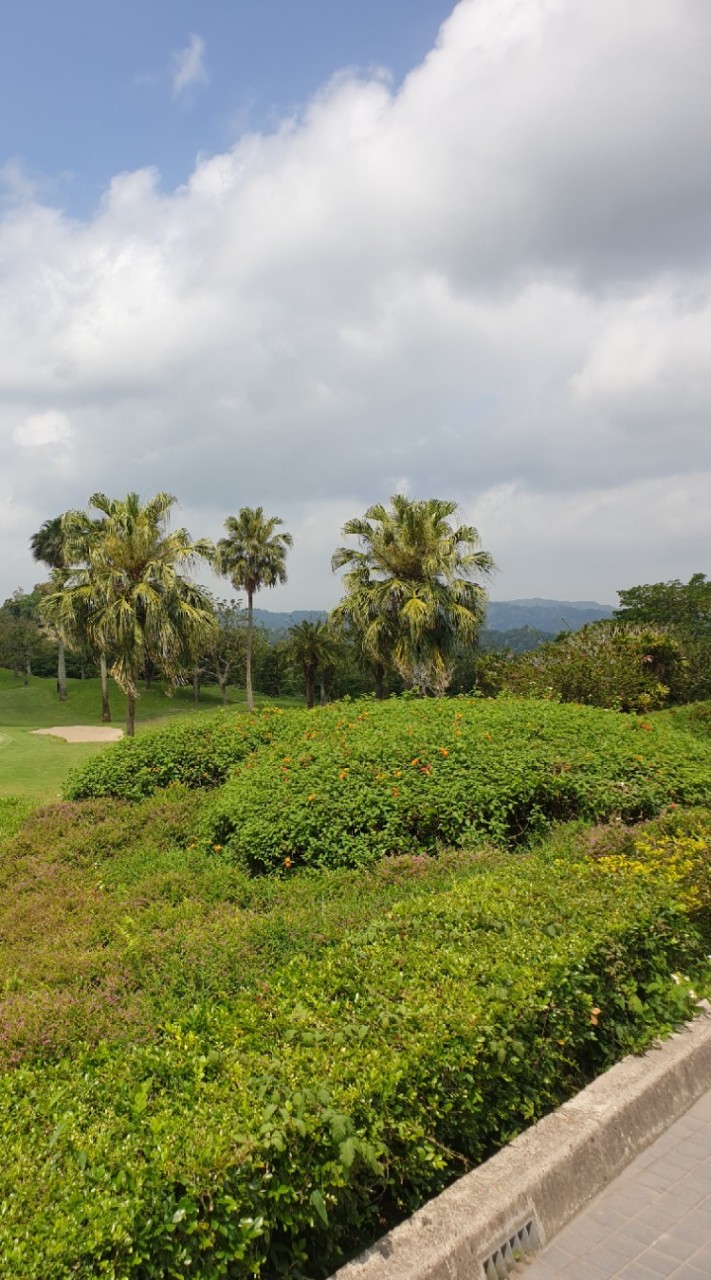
[0,668,299,800]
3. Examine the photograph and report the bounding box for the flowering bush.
[202,697,711,871]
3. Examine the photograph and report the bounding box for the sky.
[2,0,710,611]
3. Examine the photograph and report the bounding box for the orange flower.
[339,768,349,780]
[283,756,291,763]
[438,748,449,757]
[392,787,400,797]
[590,1007,601,1026]
[284,857,292,868]
[410,758,420,766]
[213,844,222,852]
[307,793,316,802]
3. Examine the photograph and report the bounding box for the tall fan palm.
[41,509,114,722]
[332,495,495,695]
[30,516,69,701]
[217,507,293,712]
[54,492,216,736]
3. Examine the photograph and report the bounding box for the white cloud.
[12,409,73,448]
[1,0,711,608]
[172,34,208,97]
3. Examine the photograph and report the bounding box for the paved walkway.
[522,1089,711,1279]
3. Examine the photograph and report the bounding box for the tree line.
[4,488,708,731]
[3,492,494,734]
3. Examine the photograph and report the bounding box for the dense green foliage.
[498,622,686,711]
[7,688,711,1276]
[614,575,711,703]
[616,573,711,634]
[64,708,282,800]
[0,788,709,1278]
[200,697,711,871]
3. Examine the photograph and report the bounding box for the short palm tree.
[30,516,69,701]
[217,508,292,712]
[53,492,216,736]
[288,619,340,709]
[332,495,495,695]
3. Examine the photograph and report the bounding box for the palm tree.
[332,495,495,695]
[53,492,216,736]
[30,516,69,701]
[40,562,114,723]
[217,508,292,712]
[288,619,340,709]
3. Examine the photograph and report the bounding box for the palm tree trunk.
[219,676,228,706]
[57,641,67,702]
[319,672,326,705]
[126,690,136,738]
[375,662,385,700]
[305,667,315,710]
[246,589,254,713]
[193,669,201,702]
[100,654,111,723]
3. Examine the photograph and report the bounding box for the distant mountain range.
[253,599,614,636]
[486,598,614,634]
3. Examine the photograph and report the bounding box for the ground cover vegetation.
[0,777,709,1277]
[65,695,711,858]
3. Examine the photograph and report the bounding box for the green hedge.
[63,709,283,801]
[0,815,709,1278]
[202,698,711,870]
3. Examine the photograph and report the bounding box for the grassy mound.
[0,795,709,1278]
[7,697,711,1275]
[659,699,711,741]
[200,697,711,871]
[64,708,284,800]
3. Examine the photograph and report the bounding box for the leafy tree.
[196,599,248,705]
[0,591,42,683]
[287,619,340,709]
[502,621,685,712]
[252,637,293,698]
[332,495,494,695]
[52,492,215,736]
[616,574,711,635]
[615,575,711,702]
[30,517,70,701]
[217,508,293,712]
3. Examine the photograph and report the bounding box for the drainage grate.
[481,1218,540,1279]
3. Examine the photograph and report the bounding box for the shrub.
[202,697,711,871]
[502,622,686,711]
[0,820,708,1278]
[64,709,283,800]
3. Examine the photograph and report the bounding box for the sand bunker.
[32,725,124,743]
